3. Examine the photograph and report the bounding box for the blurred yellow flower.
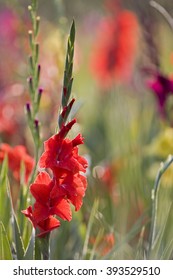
[145,127,173,158]
[146,127,173,187]
[147,161,173,187]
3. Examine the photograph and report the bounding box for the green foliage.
[0,222,12,260]
[23,229,35,260]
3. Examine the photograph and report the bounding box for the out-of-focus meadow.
[1,0,173,260]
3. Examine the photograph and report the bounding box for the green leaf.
[35,234,42,260]
[104,212,148,260]
[161,237,173,259]
[6,180,25,260]
[0,154,8,181]
[70,19,75,45]
[60,20,75,111]
[149,202,173,259]
[82,199,99,259]
[23,229,35,260]
[0,157,11,231]
[0,221,13,260]
[12,214,25,260]
[39,233,50,260]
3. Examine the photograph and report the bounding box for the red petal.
[39,151,51,168]
[72,134,84,146]
[52,199,72,221]
[37,216,60,237]
[34,171,51,184]
[30,173,53,204]
[33,202,49,222]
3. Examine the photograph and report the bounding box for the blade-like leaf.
[149,202,173,259]
[70,19,75,45]
[161,237,173,259]
[6,179,25,260]
[82,199,99,259]
[12,214,25,260]
[23,229,35,260]
[0,221,13,260]
[0,156,10,228]
[104,211,148,260]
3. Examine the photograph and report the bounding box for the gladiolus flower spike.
[22,19,88,239]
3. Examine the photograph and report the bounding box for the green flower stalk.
[22,15,88,261]
[26,0,42,183]
[58,20,75,130]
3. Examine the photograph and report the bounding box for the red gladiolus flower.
[52,171,87,211]
[22,206,60,238]
[0,143,34,183]
[90,10,139,88]
[30,172,72,223]
[22,119,88,237]
[39,121,88,175]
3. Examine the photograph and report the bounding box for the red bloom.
[22,206,60,238]
[23,120,88,237]
[30,172,72,223]
[52,171,87,211]
[0,143,34,183]
[90,10,139,88]
[39,123,88,175]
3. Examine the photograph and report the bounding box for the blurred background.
[1,0,173,259]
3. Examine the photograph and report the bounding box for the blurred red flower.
[0,102,17,135]
[90,10,139,88]
[0,143,34,183]
[90,233,115,256]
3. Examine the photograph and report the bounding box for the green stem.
[39,233,50,260]
[28,144,39,185]
[148,155,173,255]
[26,0,42,185]
[150,1,173,31]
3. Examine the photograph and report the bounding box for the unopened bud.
[28,5,32,11]
[28,76,34,95]
[28,30,33,49]
[35,16,40,37]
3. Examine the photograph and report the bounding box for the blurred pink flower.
[147,72,173,117]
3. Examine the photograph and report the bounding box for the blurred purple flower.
[148,73,173,117]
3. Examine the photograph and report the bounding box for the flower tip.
[69,98,75,108]
[38,87,43,95]
[34,119,39,128]
[28,5,32,11]
[26,102,31,111]
[27,76,32,83]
